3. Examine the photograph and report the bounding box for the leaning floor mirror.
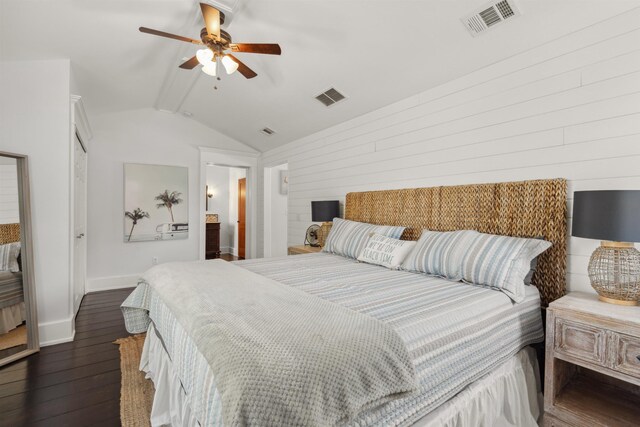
[0,151,38,367]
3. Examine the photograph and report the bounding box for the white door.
[73,134,87,315]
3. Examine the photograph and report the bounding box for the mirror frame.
[0,151,39,367]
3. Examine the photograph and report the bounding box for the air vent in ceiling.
[462,0,521,37]
[260,127,276,136]
[315,88,346,107]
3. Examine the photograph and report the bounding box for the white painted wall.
[206,165,231,252]
[259,9,640,295]
[0,161,19,225]
[0,59,74,345]
[87,108,255,290]
[228,167,247,257]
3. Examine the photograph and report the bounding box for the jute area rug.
[0,324,27,351]
[114,334,155,427]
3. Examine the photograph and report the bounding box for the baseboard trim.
[39,316,75,347]
[87,274,140,293]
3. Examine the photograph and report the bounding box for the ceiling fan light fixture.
[139,3,281,80]
[202,61,217,76]
[196,48,214,65]
[221,55,239,75]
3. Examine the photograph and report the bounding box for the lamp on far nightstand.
[311,200,340,247]
[572,190,640,305]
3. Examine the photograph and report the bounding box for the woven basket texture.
[0,223,20,245]
[588,246,640,302]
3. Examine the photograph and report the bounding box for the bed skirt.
[0,302,25,334]
[413,347,542,427]
[140,323,542,427]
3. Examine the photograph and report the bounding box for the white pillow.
[461,232,552,302]
[401,230,478,280]
[0,242,21,272]
[322,218,406,260]
[357,234,416,270]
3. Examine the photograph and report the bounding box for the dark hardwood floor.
[220,253,243,261]
[0,287,134,427]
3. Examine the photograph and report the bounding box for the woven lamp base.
[588,241,640,306]
[317,222,333,247]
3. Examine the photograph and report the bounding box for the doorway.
[238,177,246,259]
[263,163,288,257]
[205,164,248,260]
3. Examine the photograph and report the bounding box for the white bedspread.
[141,322,542,427]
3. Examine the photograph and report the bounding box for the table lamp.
[311,200,340,247]
[572,190,640,305]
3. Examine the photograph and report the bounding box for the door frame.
[263,161,288,258]
[69,95,92,325]
[199,147,259,260]
[237,177,246,258]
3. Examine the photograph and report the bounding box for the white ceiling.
[1,0,638,152]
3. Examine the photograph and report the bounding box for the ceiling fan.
[139,3,281,79]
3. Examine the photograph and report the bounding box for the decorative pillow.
[401,230,478,280]
[322,218,405,260]
[0,242,21,272]
[461,233,552,302]
[357,234,417,270]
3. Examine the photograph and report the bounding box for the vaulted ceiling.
[1,0,638,152]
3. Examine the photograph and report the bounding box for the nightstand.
[544,292,640,426]
[287,245,322,255]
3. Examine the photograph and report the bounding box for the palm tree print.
[124,208,150,242]
[155,190,183,222]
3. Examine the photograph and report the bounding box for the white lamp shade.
[202,61,217,76]
[221,55,239,74]
[196,48,214,65]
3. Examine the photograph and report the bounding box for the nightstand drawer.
[611,332,640,379]
[555,318,607,366]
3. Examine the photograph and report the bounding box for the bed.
[0,223,24,335]
[123,178,567,426]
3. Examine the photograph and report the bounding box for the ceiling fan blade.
[229,43,281,55]
[179,56,200,70]
[227,54,257,79]
[200,3,221,40]
[139,27,202,45]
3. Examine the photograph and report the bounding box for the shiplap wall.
[260,8,640,294]
[0,165,19,225]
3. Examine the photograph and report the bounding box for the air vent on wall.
[260,127,276,136]
[315,88,346,107]
[462,0,521,37]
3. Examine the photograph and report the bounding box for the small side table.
[288,245,322,255]
[544,292,640,426]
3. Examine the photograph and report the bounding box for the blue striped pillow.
[322,218,405,260]
[461,233,552,302]
[401,230,478,280]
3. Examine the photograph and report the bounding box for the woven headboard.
[345,178,567,305]
[0,223,20,244]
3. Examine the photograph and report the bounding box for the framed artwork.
[124,163,189,242]
[279,170,289,195]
